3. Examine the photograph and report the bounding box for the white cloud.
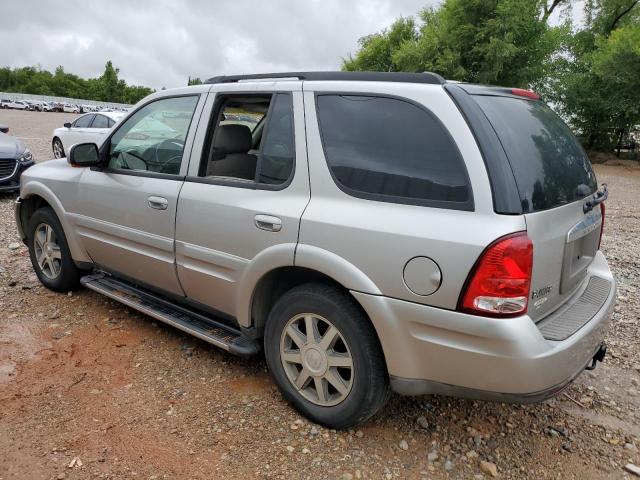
[0,0,433,89]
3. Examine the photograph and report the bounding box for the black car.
[0,131,35,192]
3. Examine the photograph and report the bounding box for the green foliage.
[343,0,640,152]
[545,0,639,149]
[343,0,567,87]
[0,61,154,104]
[187,77,203,86]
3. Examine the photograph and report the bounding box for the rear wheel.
[27,207,81,292]
[52,138,64,158]
[264,283,390,428]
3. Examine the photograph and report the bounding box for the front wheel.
[264,283,390,429]
[52,138,64,158]
[27,207,82,292]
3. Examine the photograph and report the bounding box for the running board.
[80,273,260,357]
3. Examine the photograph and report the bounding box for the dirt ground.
[0,110,639,480]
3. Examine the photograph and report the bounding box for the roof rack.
[205,71,446,85]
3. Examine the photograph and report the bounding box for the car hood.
[0,132,25,158]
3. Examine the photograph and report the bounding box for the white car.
[62,103,79,113]
[51,111,125,158]
[9,100,29,110]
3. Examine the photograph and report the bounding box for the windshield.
[474,96,597,212]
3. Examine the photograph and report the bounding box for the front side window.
[107,95,199,175]
[316,95,472,209]
[73,114,94,128]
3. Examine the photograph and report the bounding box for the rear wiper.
[583,183,608,213]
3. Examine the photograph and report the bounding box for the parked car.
[0,99,11,109]
[51,111,125,158]
[50,102,64,113]
[0,131,34,192]
[8,100,29,110]
[14,72,615,428]
[62,103,79,113]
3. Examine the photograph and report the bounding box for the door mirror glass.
[64,122,72,128]
[69,143,100,167]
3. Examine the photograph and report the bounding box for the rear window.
[474,96,597,212]
[316,95,472,210]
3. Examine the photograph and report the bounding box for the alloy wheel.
[280,313,354,406]
[33,223,62,279]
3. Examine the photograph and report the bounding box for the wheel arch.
[19,183,91,264]
[240,245,382,338]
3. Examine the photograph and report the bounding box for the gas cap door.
[403,256,442,296]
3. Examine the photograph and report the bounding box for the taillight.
[511,88,540,100]
[459,232,533,317]
[598,202,605,249]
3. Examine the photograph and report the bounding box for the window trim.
[97,93,201,179]
[189,92,296,191]
[314,92,474,212]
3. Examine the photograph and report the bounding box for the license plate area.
[560,211,601,294]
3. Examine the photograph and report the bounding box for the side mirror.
[64,122,72,128]
[68,143,101,167]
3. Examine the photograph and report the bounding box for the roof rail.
[205,71,446,85]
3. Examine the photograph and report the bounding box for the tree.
[342,0,568,88]
[545,0,639,149]
[188,77,203,86]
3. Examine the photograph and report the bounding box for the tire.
[264,283,390,429]
[27,207,82,292]
[52,138,64,159]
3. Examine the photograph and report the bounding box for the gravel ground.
[0,110,639,480]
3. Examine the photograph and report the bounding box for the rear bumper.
[353,251,615,401]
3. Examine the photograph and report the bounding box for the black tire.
[27,207,82,292]
[264,283,390,429]
[52,138,65,159]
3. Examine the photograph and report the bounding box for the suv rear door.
[174,84,309,318]
[451,86,604,320]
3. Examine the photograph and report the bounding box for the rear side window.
[316,95,472,210]
[91,115,109,128]
[474,96,597,212]
[73,114,94,128]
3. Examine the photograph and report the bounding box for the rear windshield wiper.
[583,184,608,213]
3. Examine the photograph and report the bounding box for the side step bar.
[80,273,260,357]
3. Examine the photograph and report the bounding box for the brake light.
[598,202,605,249]
[460,232,533,317]
[511,88,540,100]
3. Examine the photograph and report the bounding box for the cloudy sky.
[1,0,443,90]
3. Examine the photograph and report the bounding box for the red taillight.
[598,202,605,249]
[511,88,540,100]
[460,232,533,317]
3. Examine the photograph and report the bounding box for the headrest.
[213,124,252,154]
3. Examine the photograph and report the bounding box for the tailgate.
[525,200,602,320]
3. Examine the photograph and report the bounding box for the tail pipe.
[585,343,607,371]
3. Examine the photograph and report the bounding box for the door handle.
[254,214,282,232]
[147,196,168,210]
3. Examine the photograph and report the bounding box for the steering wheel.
[154,138,185,174]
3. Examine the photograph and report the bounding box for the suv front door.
[71,93,205,296]
[175,86,309,318]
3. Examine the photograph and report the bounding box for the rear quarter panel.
[299,82,526,309]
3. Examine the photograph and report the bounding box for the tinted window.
[107,118,115,128]
[108,95,198,175]
[73,114,94,128]
[257,94,295,185]
[316,95,471,208]
[91,114,109,129]
[474,96,597,212]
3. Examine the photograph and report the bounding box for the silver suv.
[15,72,615,428]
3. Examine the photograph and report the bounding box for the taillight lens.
[598,202,605,249]
[460,232,533,317]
